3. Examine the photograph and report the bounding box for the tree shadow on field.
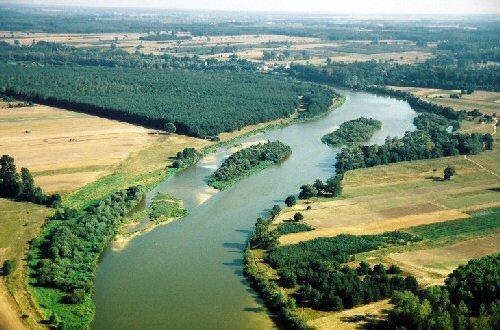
[425,175,444,182]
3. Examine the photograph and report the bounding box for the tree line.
[208,141,292,190]
[287,58,499,92]
[298,86,493,201]
[334,129,492,175]
[0,155,60,207]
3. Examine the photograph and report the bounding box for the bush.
[293,212,304,221]
[444,166,456,180]
[2,259,16,276]
[285,195,297,207]
[387,264,402,274]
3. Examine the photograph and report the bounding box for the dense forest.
[0,155,60,207]
[388,254,499,329]
[0,63,334,137]
[208,141,292,190]
[321,117,382,147]
[30,187,144,308]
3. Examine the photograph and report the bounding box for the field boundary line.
[464,155,499,178]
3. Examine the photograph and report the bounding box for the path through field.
[0,278,26,330]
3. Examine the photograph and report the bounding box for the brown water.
[92,90,417,329]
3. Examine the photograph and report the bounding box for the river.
[92,90,417,329]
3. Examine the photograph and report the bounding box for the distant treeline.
[0,41,258,72]
[0,63,335,137]
[288,59,500,92]
[208,141,292,190]
[139,33,191,41]
[321,117,382,147]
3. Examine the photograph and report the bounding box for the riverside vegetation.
[321,117,382,147]
[28,186,145,328]
[208,141,292,190]
[245,85,496,328]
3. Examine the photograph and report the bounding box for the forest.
[0,63,334,137]
[387,254,499,329]
[208,141,292,190]
[321,117,382,147]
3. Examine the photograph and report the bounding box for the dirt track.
[0,278,26,330]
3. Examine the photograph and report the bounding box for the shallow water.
[92,90,417,329]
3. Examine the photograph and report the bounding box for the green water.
[92,90,417,329]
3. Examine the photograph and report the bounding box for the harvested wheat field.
[0,104,211,194]
[279,144,499,245]
[0,104,156,193]
[387,234,500,285]
[307,299,392,330]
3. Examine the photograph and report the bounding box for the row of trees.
[0,62,334,138]
[247,202,421,319]
[30,186,144,305]
[0,155,60,207]
[298,175,343,199]
[387,254,499,329]
[335,130,493,175]
[208,141,292,189]
[321,117,382,147]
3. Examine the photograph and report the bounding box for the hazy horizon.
[2,0,500,15]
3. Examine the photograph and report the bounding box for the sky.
[4,0,500,14]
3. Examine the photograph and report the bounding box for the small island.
[208,141,292,190]
[321,117,382,147]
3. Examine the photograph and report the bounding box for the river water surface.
[92,90,417,329]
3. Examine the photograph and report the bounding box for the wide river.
[92,90,417,329]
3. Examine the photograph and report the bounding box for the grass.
[406,207,500,246]
[0,199,53,328]
[149,192,188,223]
[29,286,94,329]
[64,135,207,209]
